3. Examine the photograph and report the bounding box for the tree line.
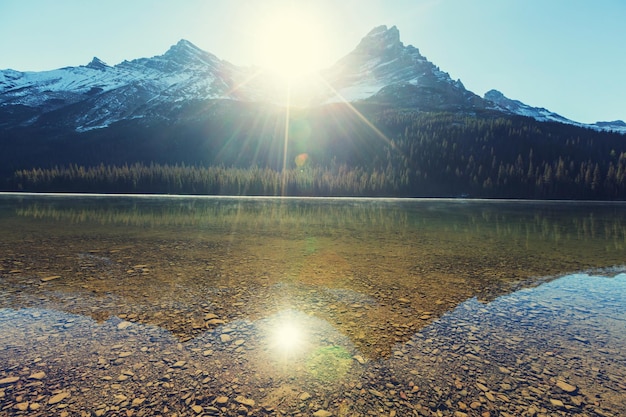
[9,163,400,196]
[365,112,626,199]
[3,108,626,199]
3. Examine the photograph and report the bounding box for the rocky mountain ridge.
[1,25,624,133]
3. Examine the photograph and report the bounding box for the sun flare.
[270,319,305,355]
[255,9,326,78]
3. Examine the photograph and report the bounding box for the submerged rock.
[556,380,578,394]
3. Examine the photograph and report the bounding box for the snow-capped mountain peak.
[356,25,403,53]
[318,24,483,110]
[85,57,109,70]
[161,39,220,66]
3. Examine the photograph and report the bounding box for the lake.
[0,194,625,417]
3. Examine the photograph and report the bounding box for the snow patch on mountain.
[484,89,626,134]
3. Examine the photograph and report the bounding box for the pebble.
[132,398,146,407]
[353,355,366,364]
[191,404,203,413]
[172,361,187,368]
[556,380,578,394]
[114,394,128,403]
[41,275,61,282]
[117,321,133,330]
[368,389,384,397]
[549,398,565,408]
[234,396,255,407]
[14,402,29,411]
[220,334,232,343]
[48,391,70,405]
[216,396,229,404]
[28,371,46,380]
[476,382,489,392]
[313,410,333,417]
[299,392,311,401]
[0,376,19,386]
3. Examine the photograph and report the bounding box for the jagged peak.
[173,39,200,50]
[86,57,109,70]
[165,39,203,56]
[356,25,403,53]
[484,89,534,109]
[365,25,400,40]
[366,25,392,37]
[484,89,505,100]
[162,39,219,65]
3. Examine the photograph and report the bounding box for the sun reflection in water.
[267,312,309,359]
[262,309,359,383]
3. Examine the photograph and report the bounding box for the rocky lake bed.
[1,196,625,416]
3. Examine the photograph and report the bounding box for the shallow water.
[0,194,625,416]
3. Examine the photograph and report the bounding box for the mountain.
[0,39,255,132]
[318,25,485,111]
[484,89,626,134]
[0,25,487,132]
[1,25,622,134]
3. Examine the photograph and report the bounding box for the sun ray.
[316,76,398,152]
[281,81,292,196]
[222,67,265,99]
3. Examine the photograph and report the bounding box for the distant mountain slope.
[484,89,626,134]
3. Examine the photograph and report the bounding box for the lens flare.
[269,317,306,355]
[295,153,309,167]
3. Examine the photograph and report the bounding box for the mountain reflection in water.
[0,195,625,416]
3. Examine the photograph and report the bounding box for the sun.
[255,9,326,78]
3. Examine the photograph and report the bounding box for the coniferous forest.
[3,102,626,199]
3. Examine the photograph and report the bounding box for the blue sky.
[1,0,624,123]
